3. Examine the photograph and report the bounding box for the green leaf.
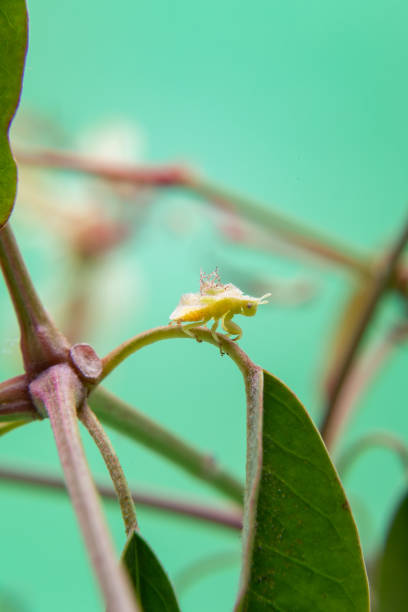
[375,491,408,611]
[235,369,369,611]
[122,529,180,611]
[0,420,28,437]
[0,0,28,227]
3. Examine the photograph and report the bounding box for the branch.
[0,465,242,530]
[0,374,38,421]
[321,322,408,448]
[320,212,408,449]
[29,363,139,612]
[79,402,138,535]
[0,224,69,376]
[16,148,369,276]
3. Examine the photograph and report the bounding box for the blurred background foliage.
[1,1,408,610]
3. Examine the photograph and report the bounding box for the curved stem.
[79,402,138,535]
[100,324,257,384]
[95,326,258,505]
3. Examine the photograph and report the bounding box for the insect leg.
[221,312,243,341]
[180,320,208,342]
[210,319,220,343]
[210,319,225,355]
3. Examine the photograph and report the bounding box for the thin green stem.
[320,212,408,449]
[0,223,69,376]
[0,464,242,530]
[29,363,139,612]
[90,385,244,504]
[79,402,138,535]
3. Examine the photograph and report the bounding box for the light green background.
[1,1,408,610]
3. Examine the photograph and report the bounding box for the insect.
[169,269,271,342]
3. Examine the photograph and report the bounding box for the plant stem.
[186,176,370,276]
[95,327,262,505]
[320,213,408,449]
[0,223,69,376]
[0,374,38,421]
[322,322,408,449]
[79,402,138,535]
[90,385,244,504]
[16,148,188,186]
[16,148,370,277]
[29,363,139,612]
[100,324,257,383]
[0,465,242,530]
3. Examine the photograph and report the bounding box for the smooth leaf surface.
[236,369,369,611]
[375,491,408,611]
[0,0,27,226]
[122,529,180,612]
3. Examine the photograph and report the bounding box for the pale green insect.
[169,270,271,342]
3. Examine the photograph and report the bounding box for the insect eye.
[246,303,252,308]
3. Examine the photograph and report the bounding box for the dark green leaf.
[122,529,180,611]
[0,0,28,227]
[375,491,408,611]
[235,369,369,611]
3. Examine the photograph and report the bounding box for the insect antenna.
[258,293,272,304]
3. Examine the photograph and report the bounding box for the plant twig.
[321,322,408,448]
[100,324,257,383]
[79,402,138,535]
[90,385,244,504]
[29,363,139,612]
[0,373,38,421]
[16,148,188,186]
[320,213,408,449]
[0,465,242,530]
[187,176,369,275]
[0,223,69,376]
[16,148,370,276]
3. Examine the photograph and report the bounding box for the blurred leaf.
[0,420,28,437]
[0,0,28,226]
[235,370,369,611]
[122,529,180,611]
[375,491,408,611]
